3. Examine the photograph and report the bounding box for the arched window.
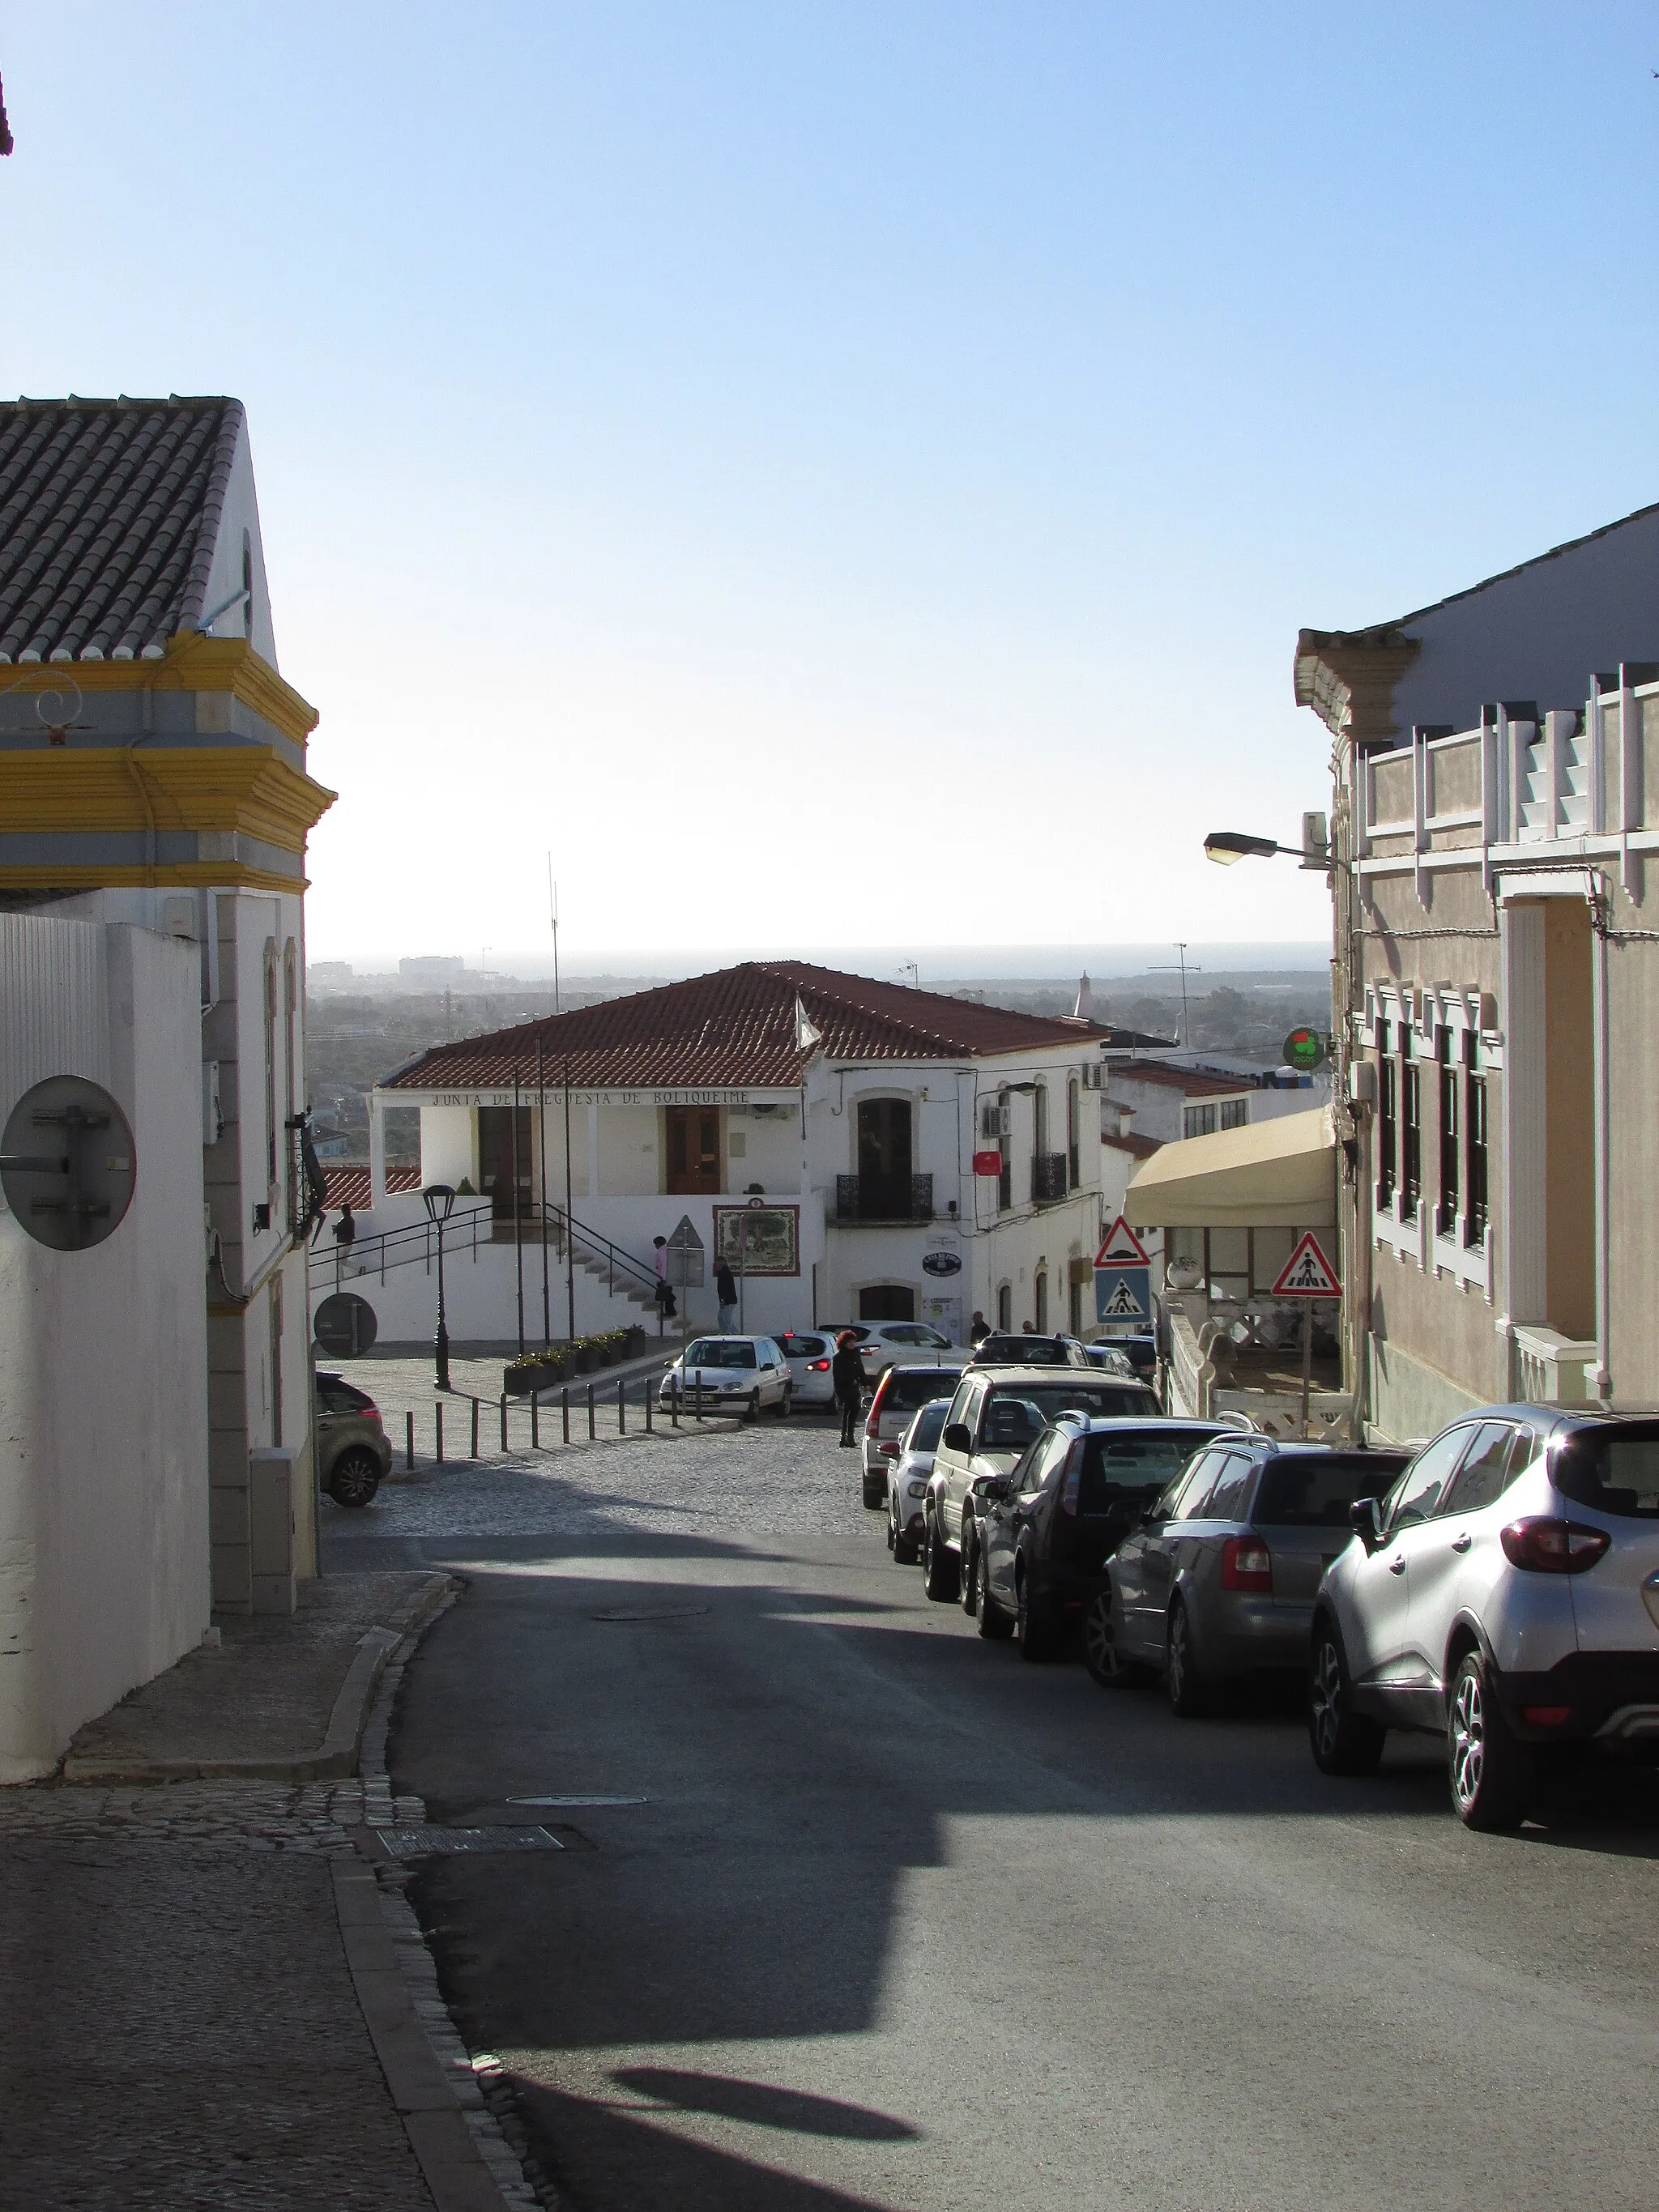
[1034,1270,1049,1332]
[1067,1078,1081,1188]
[996,1282,1012,1331]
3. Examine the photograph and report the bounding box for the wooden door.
[479,1106,533,1220]
[666,1106,722,1194]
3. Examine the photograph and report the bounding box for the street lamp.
[1203,814,1329,869]
[422,1182,456,1392]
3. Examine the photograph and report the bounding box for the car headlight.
[906,1480,928,1498]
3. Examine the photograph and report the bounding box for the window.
[1220,1098,1248,1131]
[1183,1103,1218,1138]
[1077,1432,1217,1515]
[1552,1423,1659,1519]
[1465,1032,1488,1246]
[1033,1085,1049,1157]
[997,1089,1012,1212]
[996,1282,1012,1330]
[1376,1022,1397,1210]
[1171,1454,1223,1519]
[1068,1276,1083,1334]
[1401,1055,1421,1221]
[262,941,279,1194]
[1253,1454,1406,1528]
[1435,1028,1458,1237]
[1441,1424,1521,1517]
[1204,1454,1256,1522]
[1067,1078,1081,1188]
[1386,1427,1473,1530]
[1034,1271,1048,1332]
[685,1339,757,1367]
[883,1365,963,1413]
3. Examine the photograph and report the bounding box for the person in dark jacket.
[714,1255,738,1330]
[832,1330,864,1448]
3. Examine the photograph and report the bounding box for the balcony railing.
[835,1173,934,1225]
[1513,1325,1597,1405]
[1031,1152,1068,1204]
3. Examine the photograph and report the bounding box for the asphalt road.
[331,1409,1659,2212]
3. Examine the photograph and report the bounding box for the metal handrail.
[533,1200,660,1299]
[308,1193,660,1304]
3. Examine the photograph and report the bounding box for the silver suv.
[1310,1407,1659,1828]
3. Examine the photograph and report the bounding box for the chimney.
[1073,970,1093,1021]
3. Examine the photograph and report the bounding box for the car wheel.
[1448,1650,1532,1831]
[774,1387,791,1420]
[326,1448,382,1510]
[1015,1567,1060,1662]
[1165,1598,1208,1717]
[976,1545,1014,1639]
[960,1528,980,1615]
[923,1515,961,1604]
[894,1527,920,1566]
[1083,1588,1129,1688]
[885,1506,896,1551]
[1308,1623,1385,1775]
[744,1390,761,1423]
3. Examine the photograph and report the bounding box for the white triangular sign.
[1094,1215,1149,1267]
[1271,1232,1341,1298]
[1101,1276,1147,1319]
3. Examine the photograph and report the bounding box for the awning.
[1125,1107,1335,1230]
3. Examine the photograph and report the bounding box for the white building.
[345,964,1120,1349]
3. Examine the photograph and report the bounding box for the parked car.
[1084,1332,1158,1380]
[921,1366,1162,1600]
[658,1336,793,1419]
[315,1371,392,1507]
[855,1320,962,1381]
[887,1399,954,1563]
[1309,1406,1659,1828]
[773,1330,839,1410]
[861,1362,967,1507]
[969,1418,1230,1658]
[966,1332,1091,1369]
[1106,1438,1410,1712]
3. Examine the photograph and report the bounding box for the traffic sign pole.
[1300,1300,1312,1440]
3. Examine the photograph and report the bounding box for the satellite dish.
[0,1076,135,1251]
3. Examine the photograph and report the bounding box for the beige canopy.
[1126,1107,1335,1230]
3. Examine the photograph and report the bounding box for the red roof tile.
[381,961,1112,1093]
[1102,1131,1163,1160]
[1109,1059,1254,1097]
[321,1163,420,1211]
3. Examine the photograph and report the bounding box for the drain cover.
[373,1825,565,1860]
[590,1606,709,1622]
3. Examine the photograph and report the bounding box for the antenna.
[1151,944,1201,1050]
[548,855,561,1014]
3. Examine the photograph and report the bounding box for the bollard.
[435,1400,445,1465]
[618,1378,626,1434]
[670,1379,679,1428]
[531,1392,539,1449]
[470,1398,480,1460]
[561,1387,570,1443]
[405,1410,415,1471]
[645,1381,653,1434]
[499,1394,508,1453]
[695,1375,703,1422]
[587,1383,596,1440]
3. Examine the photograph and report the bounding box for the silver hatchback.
[1309,1408,1659,1828]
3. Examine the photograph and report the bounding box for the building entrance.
[859,1285,915,1322]
[666,1106,722,1194]
[478,1105,533,1221]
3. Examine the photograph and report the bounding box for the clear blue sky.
[4,5,1657,970]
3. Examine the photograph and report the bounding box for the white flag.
[794,995,822,1054]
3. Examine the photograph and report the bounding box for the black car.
[966,1332,1091,1370]
[964,1417,1231,1658]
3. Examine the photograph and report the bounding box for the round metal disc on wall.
[0,1076,136,1251]
[313,1292,378,1357]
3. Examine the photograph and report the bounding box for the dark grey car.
[315,1370,392,1507]
[1102,1438,1410,1714]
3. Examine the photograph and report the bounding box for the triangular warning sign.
[1094,1215,1149,1267]
[1101,1276,1148,1319]
[1271,1232,1341,1298]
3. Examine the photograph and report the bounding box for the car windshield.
[985,1383,1154,1443]
[973,1334,1074,1366]
[1553,1425,1659,1519]
[905,1402,951,1451]
[1253,1454,1409,1528]
[1077,1430,1218,1513]
[685,1340,757,1369]
[882,1366,963,1413]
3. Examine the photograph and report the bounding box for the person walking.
[969,1309,990,1344]
[832,1330,864,1449]
[714,1254,738,1331]
[651,1234,677,1323]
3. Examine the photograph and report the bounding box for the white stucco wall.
[0,918,211,1783]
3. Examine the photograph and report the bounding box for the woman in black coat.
[831,1332,864,1449]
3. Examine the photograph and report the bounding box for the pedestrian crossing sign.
[1271,1232,1341,1298]
[1094,1265,1151,1325]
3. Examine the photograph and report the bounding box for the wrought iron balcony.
[835,1173,934,1225]
[1031,1152,1068,1204]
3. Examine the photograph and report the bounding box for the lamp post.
[423,1183,456,1392]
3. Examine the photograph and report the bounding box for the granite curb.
[62,1571,458,1787]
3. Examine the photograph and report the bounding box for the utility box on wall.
[248,1446,298,1616]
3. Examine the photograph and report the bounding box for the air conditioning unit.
[1081,1063,1104,1090]
[979,1100,1011,1139]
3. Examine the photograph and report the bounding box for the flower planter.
[503,1355,565,1398]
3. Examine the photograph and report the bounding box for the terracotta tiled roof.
[381,961,1113,1092]
[0,395,242,663]
[1110,1060,1254,1097]
[321,1163,420,1211]
[1103,1131,1163,1160]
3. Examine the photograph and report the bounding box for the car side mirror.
[982,1475,1010,1502]
[1350,1495,1383,1547]
[943,1422,972,1455]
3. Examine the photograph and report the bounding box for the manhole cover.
[589,1606,709,1622]
[373,1825,565,1860]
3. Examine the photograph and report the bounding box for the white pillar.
[586,1101,599,1199]
[1499,901,1546,1327]
[369,1089,388,1205]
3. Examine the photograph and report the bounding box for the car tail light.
[878,1442,900,1459]
[1221,1536,1273,1592]
[1522,1706,1572,1727]
[808,1358,830,1371]
[1499,1517,1611,1574]
[1059,1437,1086,1515]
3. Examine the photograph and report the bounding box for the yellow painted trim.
[1,636,319,745]
[0,861,309,893]
[0,745,336,847]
